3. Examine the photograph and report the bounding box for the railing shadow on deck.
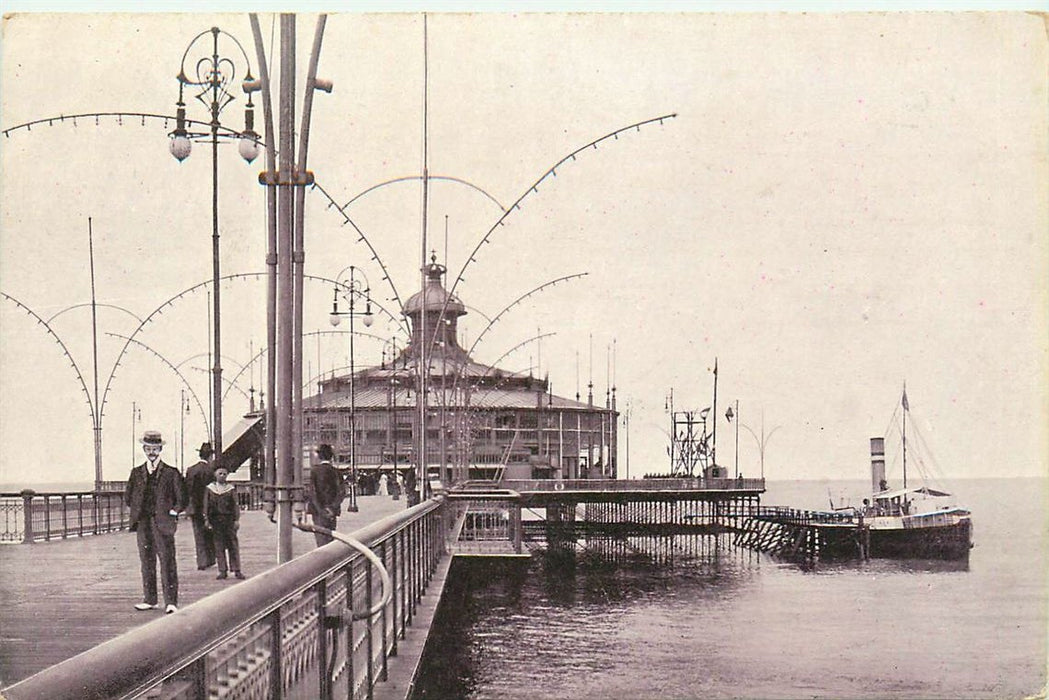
[2,497,451,700]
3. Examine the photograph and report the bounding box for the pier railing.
[0,490,130,544]
[497,477,766,493]
[3,497,451,700]
[1,483,269,544]
[754,505,858,525]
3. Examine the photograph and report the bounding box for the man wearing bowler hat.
[184,441,217,570]
[125,430,185,614]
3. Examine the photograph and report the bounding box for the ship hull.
[868,518,972,561]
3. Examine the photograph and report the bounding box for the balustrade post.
[423,515,431,589]
[61,495,68,539]
[390,531,400,651]
[316,579,331,700]
[267,608,283,698]
[406,525,414,626]
[346,561,355,700]
[188,655,207,699]
[43,495,51,541]
[379,539,389,681]
[77,494,84,536]
[513,503,522,554]
[20,490,35,544]
[365,556,374,698]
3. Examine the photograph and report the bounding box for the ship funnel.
[870,437,885,494]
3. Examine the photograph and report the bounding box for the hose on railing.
[292,518,392,620]
[293,517,395,691]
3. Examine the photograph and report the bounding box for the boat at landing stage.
[860,485,973,560]
[826,387,973,561]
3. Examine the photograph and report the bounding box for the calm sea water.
[416,478,1048,700]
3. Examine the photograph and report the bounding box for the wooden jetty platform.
[0,495,407,687]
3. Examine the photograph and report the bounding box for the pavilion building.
[301,257,617,484]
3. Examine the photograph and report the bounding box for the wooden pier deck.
[0,495,407,688]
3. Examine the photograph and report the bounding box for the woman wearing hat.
[125,430,186,614]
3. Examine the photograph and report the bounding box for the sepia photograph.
[1,3,1046,698]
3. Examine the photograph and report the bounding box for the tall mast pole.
[88,217,102,489]
[276,12,297,562]
[712,358,718,470]
[248,13,279,526]
[417,13,430,500]
[902,384,908,489]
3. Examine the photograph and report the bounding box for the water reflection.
[416,535,760,699]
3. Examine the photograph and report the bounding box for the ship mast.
[902,383,908,489]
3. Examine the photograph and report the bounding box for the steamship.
[844,388,973,560]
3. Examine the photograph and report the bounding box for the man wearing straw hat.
[125,430,185,614]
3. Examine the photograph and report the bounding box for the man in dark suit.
[125,430,185,614]
[184,442,216,570]
[307,443,342,547]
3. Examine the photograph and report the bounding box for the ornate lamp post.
[741,411,781,481]
[169,26,260,465]
[725,400,740,479]
[328,266,374,512]
[130,401,142,469]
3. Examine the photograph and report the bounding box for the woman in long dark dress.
[204,467,244,580]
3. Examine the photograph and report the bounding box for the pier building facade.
[302,259,618,484]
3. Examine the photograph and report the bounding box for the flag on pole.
[902,388,909,411]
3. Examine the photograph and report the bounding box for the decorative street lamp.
[130,401,142,470]
[169,26,259,466]
[328,266,374,512]
[741,411,781,481]
[725,400,740,479]
[180,390,191,472]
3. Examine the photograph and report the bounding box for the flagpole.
[711,357,718,470]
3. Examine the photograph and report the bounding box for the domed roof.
[403,257,466,317]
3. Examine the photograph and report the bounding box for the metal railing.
[3,497,452,700]
[497,477,766,493]
[2,483,269,544]
[754,505,859,525]
[0,490,130,543]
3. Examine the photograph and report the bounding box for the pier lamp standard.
[328,266,374,512]
[725,401,740,479]
[741,412,781,481]
[180,390,191,472]
[169,26,260,465]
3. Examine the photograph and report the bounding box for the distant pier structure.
[449,476,766,563]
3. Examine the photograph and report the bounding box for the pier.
[0,476,764,698]
[733,506,870,564]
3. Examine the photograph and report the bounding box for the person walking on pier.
[307,443,342,547]
[125,430,185,614]
[184,442,216,570]
[204,466,244,580]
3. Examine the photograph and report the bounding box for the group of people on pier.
[124,431,418,615]
[124,431,244,615]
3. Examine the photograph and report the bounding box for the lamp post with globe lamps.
[328,266,374,512]
[168,26,260,464]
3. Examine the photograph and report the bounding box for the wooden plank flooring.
[0,495,408,688]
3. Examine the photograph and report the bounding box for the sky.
[0,8,1046,487]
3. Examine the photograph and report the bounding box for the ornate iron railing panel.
[2,497,450,700]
